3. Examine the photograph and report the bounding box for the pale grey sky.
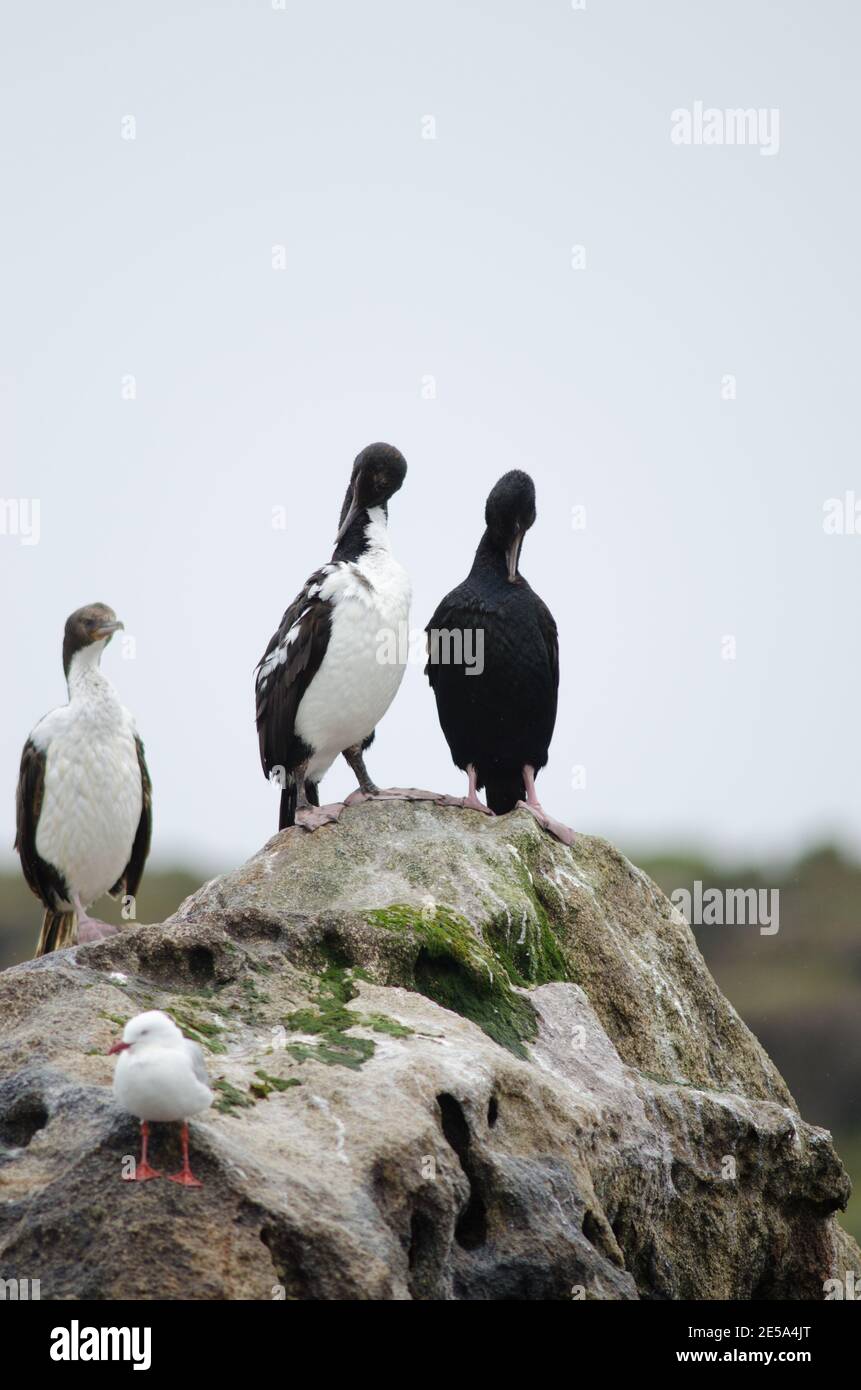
[1,0,858,872]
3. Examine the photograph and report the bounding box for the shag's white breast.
[33,688,143,909]
[296,518,411,780]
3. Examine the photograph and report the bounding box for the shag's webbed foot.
[343,788,379,806]
[515,801,575,847]
[460,765,493,815]
[294,804,343,831]
[77,919,120,944]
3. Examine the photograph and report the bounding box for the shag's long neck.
[470,529,512,581]
[65,643,116,704]
[333,504,391,564]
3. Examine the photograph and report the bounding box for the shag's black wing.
[110,734,152,900]
[425,575,559,773]
[255,567,335,779]
[533,591,560,708]
[14,737,69,910]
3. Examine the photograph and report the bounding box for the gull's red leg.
[168,1122,203,1188]
[125,1120,162,1181]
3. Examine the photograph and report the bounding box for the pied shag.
[256,442,411,829]
[15,603,153,955]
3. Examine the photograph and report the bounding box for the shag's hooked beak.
[107,1040,129,1055]
[506,530,524,583]
[93,620,124,640]
[335,486,359,545]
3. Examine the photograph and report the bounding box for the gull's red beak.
[107,1040,129,1055]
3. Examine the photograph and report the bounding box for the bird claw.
[124,1162,162,1181]
[168,1170,203,1187]
[515,801,575,846]
[77,920,120,944]
[343,788,379,806]
[461,795,494,816]
[294,804,343,831]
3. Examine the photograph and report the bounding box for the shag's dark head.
[62,603,124,678]
[485,470,537,581]
[336,442,408,544]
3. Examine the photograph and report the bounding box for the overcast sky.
[1,0,858,874]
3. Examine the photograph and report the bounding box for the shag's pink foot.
[294,803,343,830]
[343,789,376,806]
[168,1168,203,1188]
[516,801,575,847]
[461,765,494,815]
[77,920,120,944]
[72,891,119,944]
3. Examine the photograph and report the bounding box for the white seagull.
[109,1011,213,1187]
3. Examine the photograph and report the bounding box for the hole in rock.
[408,1210,435,1272]
[454,1193,488,1251]
[436,1092,488,1250]
[487,1095,499,1128]
[0,1096,49,1148]
[187,946,216,984]
[438,1093,471,1162]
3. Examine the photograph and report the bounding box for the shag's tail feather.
[279,783,298,830]
[483,770,528,816]
[35,910,77,957]
[278,779,320,829]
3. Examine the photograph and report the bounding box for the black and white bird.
[425,470,573,844]
[256,442,411,829]
[15,603,153,955]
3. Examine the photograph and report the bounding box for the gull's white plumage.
[113,1011,213,1123]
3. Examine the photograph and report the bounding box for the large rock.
[0,797,856,1300]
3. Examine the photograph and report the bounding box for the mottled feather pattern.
[255,565,336,780]
[15,739,70,911]
[256,511,411,788]
[110,734,153,901]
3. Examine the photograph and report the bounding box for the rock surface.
[0,797,856,1300]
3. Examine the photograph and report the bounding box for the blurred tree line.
[637,844,861,1241]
